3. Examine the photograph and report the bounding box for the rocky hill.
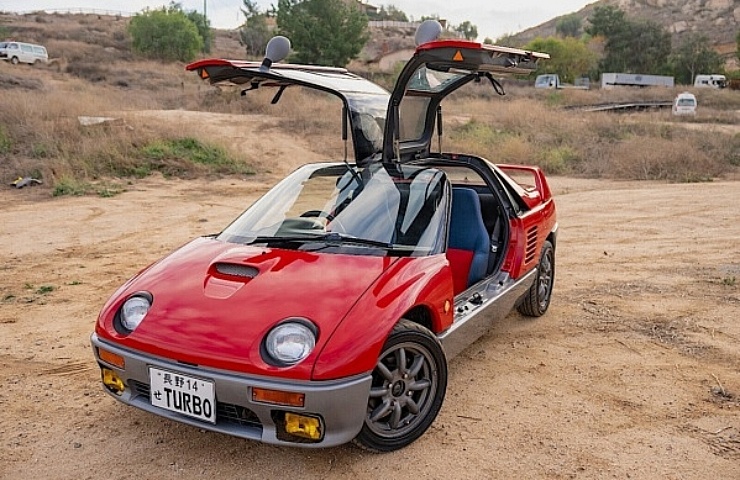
[507,0,738,67]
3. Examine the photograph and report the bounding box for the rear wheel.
[518,240,555,317]
[353,319,447,452]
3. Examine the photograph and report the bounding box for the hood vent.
[214,263,259,279]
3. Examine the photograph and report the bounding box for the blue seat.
[448,188,491,293]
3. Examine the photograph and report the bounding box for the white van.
[0,41,48,65]
[694,74,726,89]
[672,92,697,116]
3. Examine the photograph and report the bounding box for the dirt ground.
[1,114,739,479]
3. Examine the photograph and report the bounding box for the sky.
[0,0,595,40]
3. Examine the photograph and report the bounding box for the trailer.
[601,73,674,89]
[694,74,726,89]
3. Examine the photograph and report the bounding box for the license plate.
[149,367,216,424]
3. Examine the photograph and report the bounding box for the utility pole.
[203,0,209,54]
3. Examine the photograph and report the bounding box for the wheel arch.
[401,305,434,332]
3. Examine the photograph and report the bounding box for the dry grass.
[443,86,739,181]
[0,81,253,191]
[0,11,738,192]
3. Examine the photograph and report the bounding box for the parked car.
[0,41,48,64]
[91,22,557,452]
[534,73,589,89]
[673,92,697,116]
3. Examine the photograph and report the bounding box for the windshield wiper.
[247,232,394,249]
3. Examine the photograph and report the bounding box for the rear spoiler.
[415,40,549,76]
[497,164,553,209]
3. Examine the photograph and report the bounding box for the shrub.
[138,138,252,176]
[129,8,203,62]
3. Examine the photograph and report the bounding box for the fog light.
[285,413,322,440]
[101,368,125,396]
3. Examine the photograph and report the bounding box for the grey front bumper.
[91,333,372,448]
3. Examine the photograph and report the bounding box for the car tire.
[11,56,19,65]
[518,240,554,317]
[353,319,447,452]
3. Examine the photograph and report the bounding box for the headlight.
[264,321,316,366]
[119,295,151,332]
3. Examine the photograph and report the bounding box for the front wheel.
[353,319,447,452]
[10,56,19,65]
[518,240,555,317]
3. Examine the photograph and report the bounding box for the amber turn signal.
[252,387,305,407]
[98,347,125,369]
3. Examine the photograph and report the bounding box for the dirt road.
[1,173,739,479]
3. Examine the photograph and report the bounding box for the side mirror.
[414,20,443,46]
[260,36,291,72]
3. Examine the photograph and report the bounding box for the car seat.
[447,187,491,295]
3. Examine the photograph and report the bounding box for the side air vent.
[524,227,538,264]
[214,263,259,279]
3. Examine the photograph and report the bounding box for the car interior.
[437,165,508,295]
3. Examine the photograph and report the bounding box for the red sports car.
[92,22,556,452]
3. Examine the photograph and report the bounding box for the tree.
[585,5,627,38]
[670,34,724,84]
[494,34,519,48]
[525,36,598,83]
[129,7,203,62]
[623,19,671,73]
[586,6,670,74]
[454,21,478,41]
[240,0,270,57]
[556,14,582,38]
[186,10,212,53]
[737,30,740,61]
[276,0,369,67]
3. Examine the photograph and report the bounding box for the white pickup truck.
[535,74,589,90]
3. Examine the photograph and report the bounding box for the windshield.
[219,162,449,256]
[535,75,554,87]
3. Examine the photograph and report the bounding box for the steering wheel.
[300,210,335,222]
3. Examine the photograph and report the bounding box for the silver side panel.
[439,269,537,359]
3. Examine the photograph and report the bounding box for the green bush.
[129,8,203,62]
[539,146,581,174]
[53,177,90,196]
[138,137,254,176]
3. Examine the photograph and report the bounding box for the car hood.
[96,236,397,378]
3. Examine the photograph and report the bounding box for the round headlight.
[264,322,316,366]
[120,295,151,332]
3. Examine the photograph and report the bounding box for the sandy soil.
[1,115,739,479]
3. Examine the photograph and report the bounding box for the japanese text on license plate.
[149,367,216,424]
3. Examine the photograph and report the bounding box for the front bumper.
[91,333,372,448]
